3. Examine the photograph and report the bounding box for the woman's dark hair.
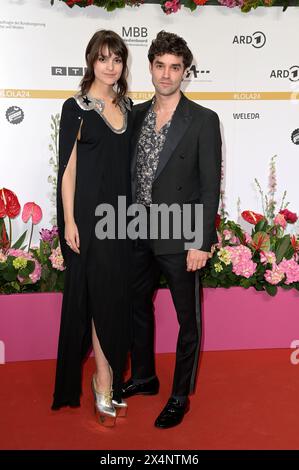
[148,31,193,70]
[80,30,128,104]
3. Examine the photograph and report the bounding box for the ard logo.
[270,66,299,82]
[122,27,148,38]
[233,31,266,49]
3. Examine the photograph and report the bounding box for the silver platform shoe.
[112,399,128,417]
[91,375,116,427]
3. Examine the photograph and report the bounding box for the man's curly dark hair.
[148,31,193,70]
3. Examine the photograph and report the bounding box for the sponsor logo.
[5,106,24,124]
[51,67,86,76]
[233,113,260,119]
[185,64,211,82]
[270,66,299,82]
[121,26,148,46]
[233,31,266,48]
[291,129,299,145]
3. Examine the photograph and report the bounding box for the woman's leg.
[92,319,112,391]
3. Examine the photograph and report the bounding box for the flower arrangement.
[51,0,143,12]
[201,157,299,296]
[0,188,65,294]
[51,0,298,15]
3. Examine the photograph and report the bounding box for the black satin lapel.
[154,100,192,181]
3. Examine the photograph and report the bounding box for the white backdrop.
[1,1,298,243]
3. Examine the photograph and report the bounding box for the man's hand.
[186,249,211,272]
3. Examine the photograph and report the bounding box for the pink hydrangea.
[226,245,252,263]
[260,251,276,265]
[49,247,65,271]
[7,248,41,283]
[0,250,7,263]
[222,229,239,244]
[225,245,257,278]
[264,264,285,285]
[278,258,299,285]
[232,259,257,278]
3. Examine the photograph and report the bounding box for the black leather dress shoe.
[122,376,159,398]
[154,397,189,429]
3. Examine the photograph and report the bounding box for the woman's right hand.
[65,220,80,254]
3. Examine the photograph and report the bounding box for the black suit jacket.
[131,93,222,255]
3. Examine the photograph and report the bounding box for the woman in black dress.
[52,30,132,427]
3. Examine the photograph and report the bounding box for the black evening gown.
[52,94,132,409]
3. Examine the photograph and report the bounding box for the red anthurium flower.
[0,223,9,250]
[291,235,299,252]
[0,188,21,218]
[241,210,264,225]
[279,209,298,224]
[66,0,83,6]
[22,202,43,225]
[0,198,5,218]
[193,0,208,4]
[215,214,221,229]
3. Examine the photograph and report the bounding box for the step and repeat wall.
[1,2,298,243]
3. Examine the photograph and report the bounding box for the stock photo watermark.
[94,197,204,250]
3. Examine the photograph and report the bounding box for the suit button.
[180,155,185,159]
[176,186,182,191]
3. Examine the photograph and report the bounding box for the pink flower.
[163,0,181,14]
[218,0,244,6]
[279,258,299,285]
[225,245,257,278]
[40,226,59,244]
[264,264,285,285]
[223,229,232,241]
[260,251,276,265]
[274,213,287,229]
[0,250,7,263]
[22,202,42,224]
[232,259,257,278]
[7,248,41,283]
[49,247,65,271]
[244,232,252,244]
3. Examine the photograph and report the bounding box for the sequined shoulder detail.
[73,93,128,134]
[119,96,133,113]
[73,93,104,112]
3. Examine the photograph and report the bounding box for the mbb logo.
[122,27,148,38]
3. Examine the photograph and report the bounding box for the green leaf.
[265,284,278,296]
[12,230,28,249]
[3,271,17,282]
[11,281,20,291]
[281,284,293,290]
[252,231,270,251]
[184,0,197,11]
[255,219,268,233]
[275,235,291,263]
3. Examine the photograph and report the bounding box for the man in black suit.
[123,31,222,428]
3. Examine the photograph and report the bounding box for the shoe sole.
[123,389,159,398]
